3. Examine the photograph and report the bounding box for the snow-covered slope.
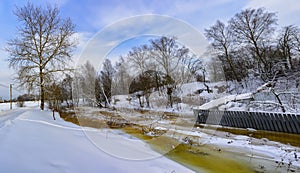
[0,104,194,173]
[112,82,228,112]
[112,80,300,113]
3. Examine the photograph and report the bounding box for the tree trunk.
[40,68,45,110]
[167,87,173,108]
[137,95,143,108]
[145,92,150,108]
[52,109,56,120]
[271,90,286,113]
[224,47,241,82]
[202,70,212,93]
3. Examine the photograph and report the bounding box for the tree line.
[6,2,300,112]
[5,2,203,110]
[75,36,203,109]
[205,8,300,112]
[205,8,300,84]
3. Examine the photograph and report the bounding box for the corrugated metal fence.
[193,109,300,134]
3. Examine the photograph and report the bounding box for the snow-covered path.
[0,106,194,173]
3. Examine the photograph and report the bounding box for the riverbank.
[60,106,300,173]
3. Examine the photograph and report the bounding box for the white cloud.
[70,32,94,65]
[87,2,148,29]
[245,0,300,26]
[75,15,209,72]
[87,0,238,30]
[171,0,235,15]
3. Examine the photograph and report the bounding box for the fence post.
[262,112,270,131]
[271,113,279,132]
[268,113,276,131]
[286,114,297,133]
[290,114,300,133]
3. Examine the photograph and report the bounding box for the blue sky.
[0,0,300,99]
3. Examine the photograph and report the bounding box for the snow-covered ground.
[2,76,299,173]
[0,103,194,173]
[0,101,39,111]
[112,80,300,114]
[112,82,227,113]
[74,106,300,172]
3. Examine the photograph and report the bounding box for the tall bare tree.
[6,2,76,110]
[79,61,97,104]
[112,56,132,95]
[278,25,300,71]
[205,20,241,82]
[229,8,277,79]
[127,45,152,73]
[150,36,189,107]
[150,36,189,77]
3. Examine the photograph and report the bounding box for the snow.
[3,78,297,172]
[88,80,300,171]
[0,101,38,112]
[163,127,300,169]
[111,82,230,113]
[0,103,194,173]
[195,92,253,110]
[74,104,300,172]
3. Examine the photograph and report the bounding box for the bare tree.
[205,20,241,82]
[277,25,300,71]
[129,70,170,108]
[127,45,152,73]
[150,36,189,77]
[150,36,189,107]
[112,56,132,95]
[79,61,97,105]
[229,8,277,79]
[6,3,76,110]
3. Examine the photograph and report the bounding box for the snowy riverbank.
[74,106,300,172]
[0,104,194,173]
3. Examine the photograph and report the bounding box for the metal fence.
[193,109,300,134]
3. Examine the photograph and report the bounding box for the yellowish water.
[123,127,255,173]
[215,127,300,147]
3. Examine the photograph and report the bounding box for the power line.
[0,83,23,93]
[0,83,9,88]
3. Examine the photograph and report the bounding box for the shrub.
[17,100,25,107]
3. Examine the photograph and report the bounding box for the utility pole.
[10,84,13,110]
